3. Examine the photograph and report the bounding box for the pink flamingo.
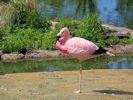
[56,27,114,93]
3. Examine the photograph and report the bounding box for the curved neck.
[59,34,70,45]
[56,41,68,54]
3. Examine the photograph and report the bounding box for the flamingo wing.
[65,37,98,61]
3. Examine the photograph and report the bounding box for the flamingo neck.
[59,34,70,45]
[56,30,70,54]
[56,41,68,54]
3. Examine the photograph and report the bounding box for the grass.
[0,3,14,37]
[76,14,105,46]
[2,28,56,53]
[0,0,54,53]
[105,35,133,46]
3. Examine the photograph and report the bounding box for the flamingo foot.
[74,90,81,94]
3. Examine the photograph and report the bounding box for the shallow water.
[0,55,133,74]
[38,0,133,29]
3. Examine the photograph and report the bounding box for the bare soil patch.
[0,70,133,100]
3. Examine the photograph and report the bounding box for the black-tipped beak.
[56,36,61,41]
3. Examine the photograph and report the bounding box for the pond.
[0,55,133,74]
[38,0,133,29]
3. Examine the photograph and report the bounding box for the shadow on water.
[94,90,133,95]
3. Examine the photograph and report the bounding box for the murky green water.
[0,55,133,74]
[38,0,133,29]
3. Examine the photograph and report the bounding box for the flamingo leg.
[79,62,82,93]
[74,62,82,93]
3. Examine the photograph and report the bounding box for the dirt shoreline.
[0,70,133,100]
[1,44,133,61]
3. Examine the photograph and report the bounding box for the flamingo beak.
[57,31,62,41]
[56,36,61,41]
[57,31,63,37]
[57,31,64,41]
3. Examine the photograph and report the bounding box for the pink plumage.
[56,27,99,61]
[65,37,98,61]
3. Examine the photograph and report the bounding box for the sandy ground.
[0,70,133,100]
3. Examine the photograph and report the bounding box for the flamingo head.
[57,27,70,41]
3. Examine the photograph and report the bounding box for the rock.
[1,53,24,61]
[25,49,68,59]
[50,21,60,30]
[105,44,133,54]
[102,24,133,38]
[0,85,7,91]
[74,21,80,29]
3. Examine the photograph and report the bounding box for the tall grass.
[0,3,14,37]
[77,14,105,46]
[2,28,56,53]
[11,0,37,11]
[0,0,53,53]
[0,0,38,37]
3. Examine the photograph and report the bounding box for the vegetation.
[55,17,77,36]
[77,14,105,46]
[0,0,55,53]
[0,0,133,54]
[105,35,133,45]
[2,28,56,53]
[0,3,13,38]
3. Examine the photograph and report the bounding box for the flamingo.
[56,27,114,93]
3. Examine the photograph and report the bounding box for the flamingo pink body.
[56,27,114,93]
[56,28,98,61]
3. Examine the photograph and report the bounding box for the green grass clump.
[0,3,14,38]
[76,14,105,46]
[10,0,50,31]
[105,35,120,45]
[105,35,133,45]
[2,28,56,53]
[54,17,78,36]
[0,0,54,53]
[40,30,57,50]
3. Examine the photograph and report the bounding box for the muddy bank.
[105,44,133,54]
[0,44,133,61]
[0,70,133,100]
